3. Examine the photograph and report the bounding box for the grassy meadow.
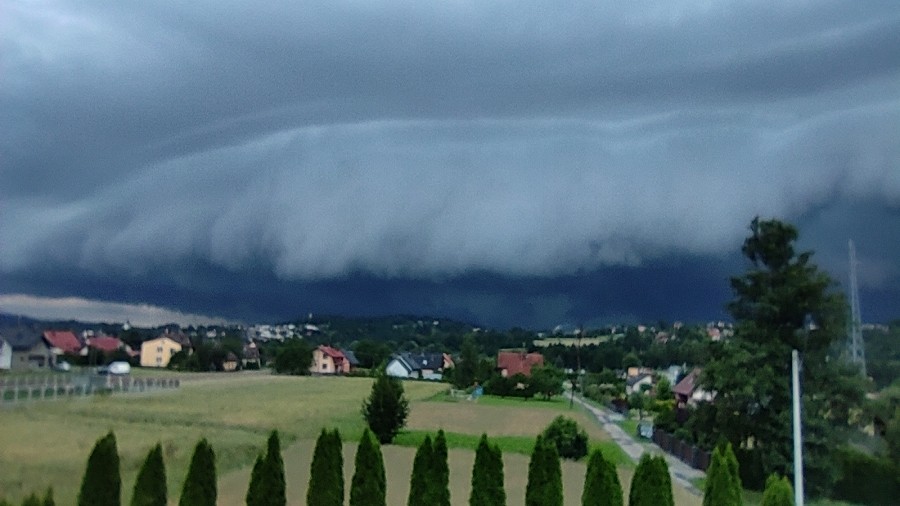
[0,372,704,505]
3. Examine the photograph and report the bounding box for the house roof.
[243,342,261,360]
[626,373,653,387]
[496,351,544,377]
[319,345,346,360]
[391,352,446,372]
[5,329,44,351]
[341,349,360,366]
[674,368,701,397]
[88,336,123,353]
[43,330,83,354]
[156,332,192,347]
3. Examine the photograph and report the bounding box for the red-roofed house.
[43,330,84,356]
[310,345,349,375]
[87,336,124,354]
[674,368,714,407]
[497,350,544,377]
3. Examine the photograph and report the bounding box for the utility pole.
[792,349,804,506]
[847,240,867,375]
[569,324,583,409]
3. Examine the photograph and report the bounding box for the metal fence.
[0,374,180,404]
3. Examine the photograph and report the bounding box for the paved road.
[572,394,705,496]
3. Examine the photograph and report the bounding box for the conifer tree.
[245,454,264,506]
[350,429,386,506]
[760,475,794,506]
[429,430,451,506]
[78,431,121,506]
[178,438,216,506]
[525,436,563,506]
[308,428,344,506]
[262,430,286,506]
[629,454,674,506]
[41,488,54,506]
[704,442,743,506]
[131,444,167,506]
[469,434,505,506]
[362,373,410,444]
[21,494,40,506]
[581,449,623,506]
[408,436,433,506]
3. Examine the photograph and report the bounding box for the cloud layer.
[1,1,898,326]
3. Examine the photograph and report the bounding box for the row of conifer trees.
[6,428,796,505]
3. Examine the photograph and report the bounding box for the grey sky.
[1,1,898,327]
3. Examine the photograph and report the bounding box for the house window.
[156,357,161,365]
[322,363,327,370]
[157,346,163,353]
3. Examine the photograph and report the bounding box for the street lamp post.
[792,349,804,506]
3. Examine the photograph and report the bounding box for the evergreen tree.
[131,444,167,506]
[760,474,794,506]
[41,488,54,506]
[245,454,264,506]
[696,218,865,494]
[308,428,344,506]
[362,373,410,444]
[525,436,563,506]
[629,454,673,506]
[78,431,121,506]
[350,429,386,506]
[408,436,433,506]
[470,434,505,506]
[429,430,451,506]
[704,443,742,506]
[21,494,40,506]
[261,430,286,506]
[581,449,622,506]
[178,438,216,506]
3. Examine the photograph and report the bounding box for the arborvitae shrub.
[308,428,344,506]
[131,444,167,506]
[429,430,451,506]
[178,438,216,506]
[629,454,673,506]
[78,432,121,506]
[525,436,562,506]
[469,434,506,506]
[760,474,794,506]
[350,429,386,506]
[581,449,622,506]
[408,436,433,506]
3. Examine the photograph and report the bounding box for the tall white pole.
[792,349,804,506]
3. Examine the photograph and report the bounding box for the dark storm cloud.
[1,1,898,326]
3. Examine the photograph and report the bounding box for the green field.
[0,372,704,505]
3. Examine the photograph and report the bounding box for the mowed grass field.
[0,373,702,505]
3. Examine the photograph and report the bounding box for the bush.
[760,474,793,506]
[541,416,589,460]
[833,448,899,506]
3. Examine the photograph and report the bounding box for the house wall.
[11,341,53,370]
[140,337,182,368]
[385,359,412,378]
[310,348,342,374]
[0,339,12,370]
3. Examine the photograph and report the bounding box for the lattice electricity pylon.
[847,240,867,376]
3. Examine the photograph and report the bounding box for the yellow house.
[140,336,183,368]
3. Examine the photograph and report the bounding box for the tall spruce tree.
[21,494,40,506]
[131,444,167,506]
[350,429,386,506]
[362,373,410,444]
[178,438,216,506]
[245,454,264,506]
[429,430,451,506]
[41,488,54,506]
[308,428,344,506]
[581,449,623,506]
[469,434,506,506]
[408,436,433,506]
[760,474,794,506]
[78,431,121,506]
[696,218,865,494]
[525,436,563,506]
